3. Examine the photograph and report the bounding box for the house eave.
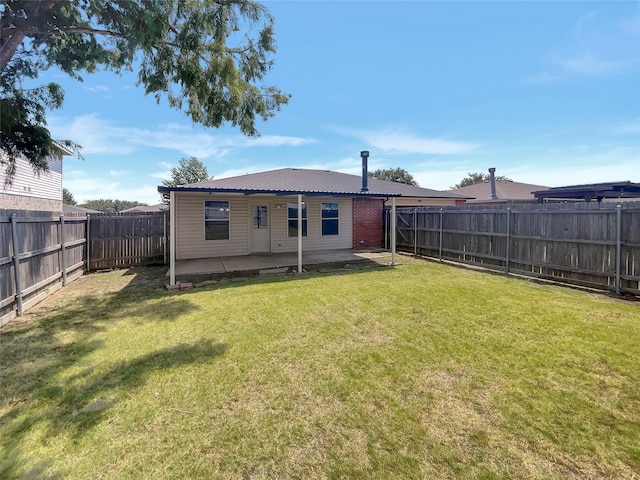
[157,186,401,198]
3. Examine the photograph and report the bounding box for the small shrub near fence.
[1,211,168,326]
[394,202,640,296]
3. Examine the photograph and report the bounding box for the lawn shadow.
[0,266,220,478]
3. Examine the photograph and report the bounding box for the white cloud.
[555,52,637,77]
[529,9,640,82]
[83,85,110,94]
[63,169,162,205]
[49,114,318,160]
[611,120,640,135]
[333,126,476,155]
[500,146,640,187]
[149,161,174,180]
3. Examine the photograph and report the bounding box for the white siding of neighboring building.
[174,193,354,259]
[0,155,63,212]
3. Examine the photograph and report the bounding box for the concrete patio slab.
[172,257,225,276]
[168,249,389,277]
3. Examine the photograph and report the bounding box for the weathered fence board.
[87,212,167,270]
[0,213,87,326]
[1,211,168,326]
[395,203,640,295]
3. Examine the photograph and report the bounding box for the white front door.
[250,203,271,253]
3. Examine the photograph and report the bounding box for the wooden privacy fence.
[87,212,168,270]
[1,212,86,326]
[395,203,640,296]
[1,211,168,326]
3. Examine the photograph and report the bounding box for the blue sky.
[40,1,640,204]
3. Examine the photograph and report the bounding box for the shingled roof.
[158,168,468,200]
[447,180,549,203]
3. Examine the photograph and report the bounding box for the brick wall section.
[352,198,383,248]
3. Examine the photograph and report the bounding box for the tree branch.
[54,27,125,38]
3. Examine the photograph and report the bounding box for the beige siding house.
[1,145,72,213]
[158,167,469,284]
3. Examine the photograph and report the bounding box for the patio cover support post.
[298,194,303,273]
[170,191,176,285]
[391,197,397,266]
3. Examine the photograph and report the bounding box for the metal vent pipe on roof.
[489,167,498,200]
[361,150,369,192]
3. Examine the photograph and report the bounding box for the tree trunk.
[0,29,26,73]
[0,0,58,73]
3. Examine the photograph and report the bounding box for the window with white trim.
[321,202,339,235]
[204,200,229,240]
[287,202,307,237]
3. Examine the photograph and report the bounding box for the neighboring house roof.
[63,204,100,214]
[447,180,549,203]
[52,141,74,157]
[120,203,167,213]
[532,181,640,202]
[157,168,470,200]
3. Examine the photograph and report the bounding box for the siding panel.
[175,193,353,258]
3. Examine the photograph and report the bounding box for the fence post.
[86,214,91,272]
[439,208,444,261]
[413,208,417,257]
[10,214,23,316]
[505,208,511,274]
[60,215,67,286]
[615,204,622,295]
[163,210,168,265]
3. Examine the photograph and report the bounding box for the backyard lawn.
[1,255,639,479]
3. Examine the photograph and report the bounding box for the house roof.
[63,204,100,214]
[447,180,549,203]
[157,168,470,199]
[532,181,640,202]
[120,203,167,213]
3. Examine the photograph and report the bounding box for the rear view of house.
[158,165,469,284]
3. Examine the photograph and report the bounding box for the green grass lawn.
[1,256,639,479]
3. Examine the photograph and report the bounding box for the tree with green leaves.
[80,199,148,213]
[451,172,512,189]
[63,188,76,205]
[369,168,418,186]
[0,0,289,180]
[162,157,210,188]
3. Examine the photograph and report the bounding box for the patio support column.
[297,194,303,273]
[170,190,176,285]
[391,197,397,265]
